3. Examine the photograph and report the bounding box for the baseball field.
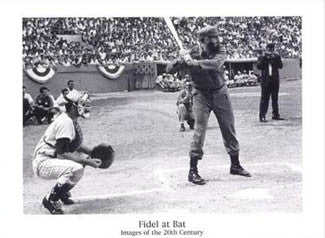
[23,79,302,214]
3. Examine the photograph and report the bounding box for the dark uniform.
[23,98,33,125]
[257,43,284,122]
[176,82,195,131]
[34,87,55,124]
[167,25,251,185]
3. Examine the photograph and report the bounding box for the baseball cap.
[197,25,219,37]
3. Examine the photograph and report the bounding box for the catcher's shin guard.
[59,183,75,205]
[48,183,63,201]
[42,197,64,215]
[42,183,64,214]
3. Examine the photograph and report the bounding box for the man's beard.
[206,42,219,53]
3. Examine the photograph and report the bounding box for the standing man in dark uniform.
[257,43,284,122]
[167,25,251,185]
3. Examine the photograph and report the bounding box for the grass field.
[23,79,302,214]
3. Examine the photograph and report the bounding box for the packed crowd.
[23,17,301,68]
[173,17,301,59]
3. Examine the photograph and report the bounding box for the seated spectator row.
[23,80,84,126]
[224,70,258,88]
[23,17,301,68]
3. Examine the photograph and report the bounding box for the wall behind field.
[252,58,301,80]
[23,59,301,98]
[280,58,302,80]
[23,65,136,98]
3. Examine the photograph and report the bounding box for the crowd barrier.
[23,58,301,97]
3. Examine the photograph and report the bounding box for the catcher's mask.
[63,93,91,119]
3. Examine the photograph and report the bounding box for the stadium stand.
[23,17,301,68]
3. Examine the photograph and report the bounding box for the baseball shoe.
[188,170,206,185]
[230,165,251,177]
[60,192,74,205]
[272,116,285,120]
[42,197,64,214]
[179,124,185,132]
[187,120,195,129]
[259,116,268,122]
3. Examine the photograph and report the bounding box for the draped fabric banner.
[23,63,125,84]
[96,64,125,80]
[24,65,57,84]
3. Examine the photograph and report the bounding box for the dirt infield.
[23,79,302,214]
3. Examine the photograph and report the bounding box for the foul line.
[74,188,164,203]
[56,161,302,203]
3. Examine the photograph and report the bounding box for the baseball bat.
[163,17,184,50]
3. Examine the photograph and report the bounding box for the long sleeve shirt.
[167,44,226,90]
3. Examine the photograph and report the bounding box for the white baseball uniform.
[32,112,84,185]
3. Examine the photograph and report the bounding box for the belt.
[194,84,225,93]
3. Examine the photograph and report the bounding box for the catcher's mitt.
[91,143,115,169]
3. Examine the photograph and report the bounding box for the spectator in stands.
[22,17,301,67]
[176,81,195,132]
[23,86,34,125]
[62,57,72,67]
[34,86,55,124]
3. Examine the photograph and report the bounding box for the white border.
[0,0,324,237]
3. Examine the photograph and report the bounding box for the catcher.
[32,93,115,214]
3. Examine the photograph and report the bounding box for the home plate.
[230,188,273,200]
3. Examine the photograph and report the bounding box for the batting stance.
[167,25,251,185]
[32,93,114,214]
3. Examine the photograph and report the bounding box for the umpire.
[167,25,251,185]
[257,43,284,122]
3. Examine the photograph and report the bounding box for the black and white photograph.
[22,15,303,215]
[1,0,324,238]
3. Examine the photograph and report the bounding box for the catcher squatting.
[32,25,250,215]
[32,92,114,214]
